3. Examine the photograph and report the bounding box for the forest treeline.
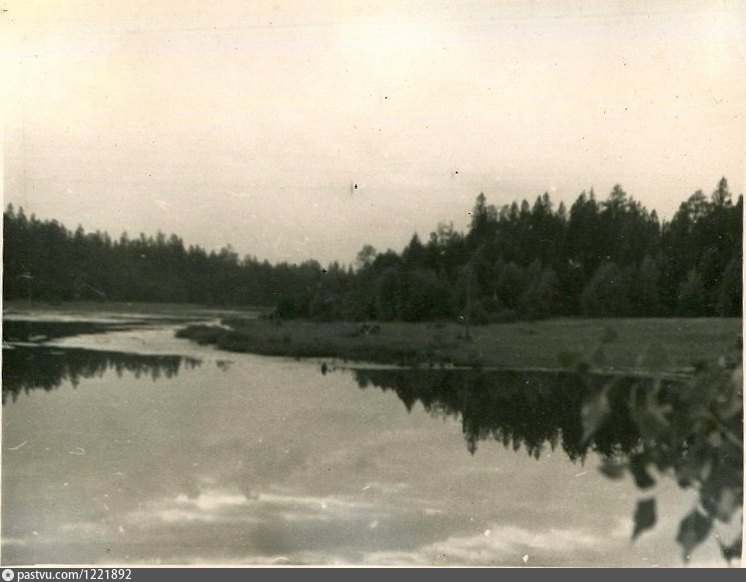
[3,208,322,305]
[3,177,741,320]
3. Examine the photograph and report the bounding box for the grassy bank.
[175,317,742,372]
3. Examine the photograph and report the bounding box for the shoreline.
[175,316,741,373]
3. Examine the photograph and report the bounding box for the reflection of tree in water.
[352,369,681,461]
[2,346,202,404]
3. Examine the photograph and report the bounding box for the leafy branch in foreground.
[580,335,742,563]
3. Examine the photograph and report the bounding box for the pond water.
[1,313,736,566]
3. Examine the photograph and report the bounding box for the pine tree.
[677,269,708,317]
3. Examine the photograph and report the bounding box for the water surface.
[1,314,734,566]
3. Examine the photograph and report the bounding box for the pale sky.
[2,0,745,264]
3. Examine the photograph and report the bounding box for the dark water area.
[1,317,737,566]
[2,346,201,405]
[351,368,649,461]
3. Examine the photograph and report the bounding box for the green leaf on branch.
[599,460,627,480]
[702,476,740,523]
[676,510,712,562]
[714,488,739,523]
[719,535,742,563]
[629,454,656,489]
[632,498,656,540]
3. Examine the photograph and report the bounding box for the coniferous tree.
[677,269,708,317]
[581,263,631,317]
[4,177,741,321]
[630,255,662,317]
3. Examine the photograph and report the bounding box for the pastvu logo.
[2,569,14,581]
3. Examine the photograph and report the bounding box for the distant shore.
[175,317,741,373]
[3,301,739,373]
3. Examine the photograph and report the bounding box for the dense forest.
[3,177,742,321]
[3,207,323,306]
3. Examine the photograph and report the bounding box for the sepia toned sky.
[3,0,745,264]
